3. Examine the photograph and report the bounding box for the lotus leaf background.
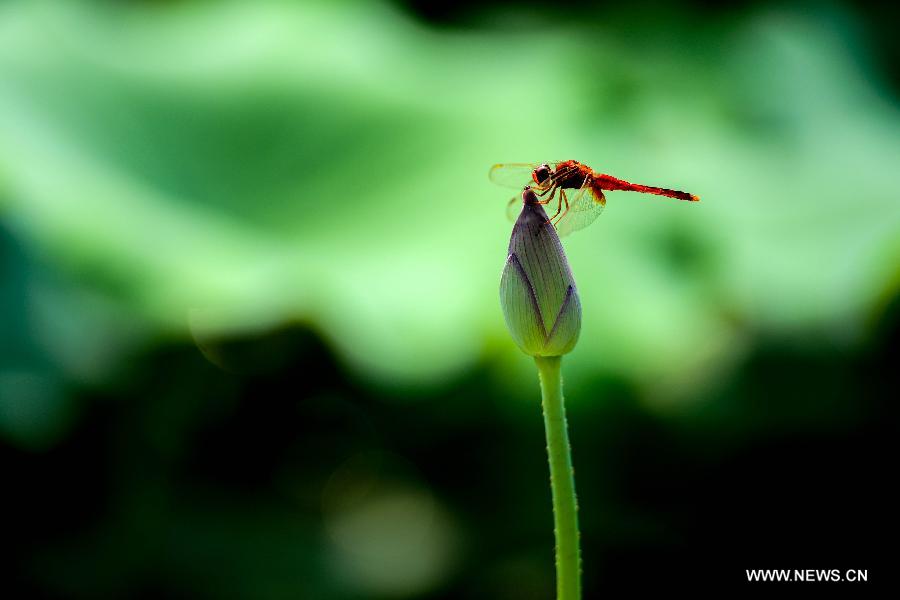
[2,0,896,597]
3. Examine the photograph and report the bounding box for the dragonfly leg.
[553,189,572,225]
[534,182,557,198]
[547,188,565,222]
[553,174,585,224]
[536,166,580,222]
[537,186,559,223]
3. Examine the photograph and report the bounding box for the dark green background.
[2,0,896,596]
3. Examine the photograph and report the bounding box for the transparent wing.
[554,185,606,237]
[505,194,521,222]
[489,163,542,190]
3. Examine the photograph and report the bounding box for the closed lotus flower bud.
[500,187,582,356]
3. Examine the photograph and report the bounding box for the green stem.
[535,355,581,600]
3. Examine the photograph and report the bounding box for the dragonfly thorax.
[553,161,592,190]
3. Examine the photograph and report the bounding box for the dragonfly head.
[532,163,552,187]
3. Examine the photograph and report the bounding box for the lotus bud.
[500,187,582,357]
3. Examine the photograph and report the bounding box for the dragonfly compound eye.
[533,164,552,185]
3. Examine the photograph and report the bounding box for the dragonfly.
[489,160,700,236]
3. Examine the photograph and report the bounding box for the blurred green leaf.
[0,0,897,398]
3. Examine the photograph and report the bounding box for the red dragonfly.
[490,160,699,236]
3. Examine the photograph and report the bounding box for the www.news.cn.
[746,569,868,583]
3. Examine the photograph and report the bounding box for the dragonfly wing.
[489,163,541,190]
[554,185,605,237]
[505,194,522,222]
